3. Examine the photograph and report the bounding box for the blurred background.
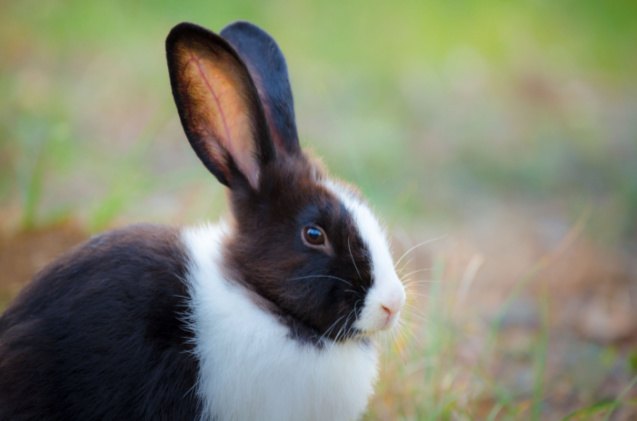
[1,0,636,419]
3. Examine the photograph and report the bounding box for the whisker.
[319,313,349,346]
[401,279,441,288]
[400,268,433,280]
[287,274,353,287]
[334,316,348,344]
[402,289,432,299]
[396,256,415,276]
[327,314,349,352]
[402,305,430,320]
[400,308,430,321]
[403,288,428,296]
[406,282,427,291]
[342,303,358,342]
[347,236,363,280]
[394,235,447,270]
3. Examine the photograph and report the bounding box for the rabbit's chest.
[201,331,378,420]
[182,224,379,420]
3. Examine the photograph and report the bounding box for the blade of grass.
[531,295,550,421]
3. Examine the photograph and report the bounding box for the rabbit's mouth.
[345,327,392,347]
[280,310,367,348]
[353,276,406,335]
[353,312,402,338]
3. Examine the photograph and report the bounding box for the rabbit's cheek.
[321,178,406,334]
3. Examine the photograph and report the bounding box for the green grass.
[368,248,637,420]
[3,1,636,233]
[2,0,637,419]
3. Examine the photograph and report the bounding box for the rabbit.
[0,21,406,421]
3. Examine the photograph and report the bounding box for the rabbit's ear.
[166,22,274,191]
[221,22,300,156]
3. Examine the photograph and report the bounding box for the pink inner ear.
[177,43,261,190]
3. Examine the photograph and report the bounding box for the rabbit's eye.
[302,225,326,247]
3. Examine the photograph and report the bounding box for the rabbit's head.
[166,22,405,345]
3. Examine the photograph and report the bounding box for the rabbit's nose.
[378,277,405,327]
[381,300,401,317]
[380,305,395,328]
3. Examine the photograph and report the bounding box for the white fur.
[323,180,406,333]
[182,223,379,421]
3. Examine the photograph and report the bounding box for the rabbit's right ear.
[221,22,300,156]
[166,22,273,191]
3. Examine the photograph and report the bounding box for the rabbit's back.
[0,224,200,420]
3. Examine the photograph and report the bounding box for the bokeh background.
[1,0,636,419]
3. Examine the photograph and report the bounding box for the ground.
[1,1,636,419]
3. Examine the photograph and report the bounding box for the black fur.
[221,21,300,155]
[0,225,199,420]
[225,156,374,346]
[166,21,376,344]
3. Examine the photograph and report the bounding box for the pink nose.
[380,303,400,327]
[380,292,404,318]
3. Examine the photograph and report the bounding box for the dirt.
[0,222,87,309]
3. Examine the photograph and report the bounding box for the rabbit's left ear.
[221,21,300,156]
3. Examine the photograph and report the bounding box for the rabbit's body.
[0,223,377,420]
[0,21,405,420]
[0,225,200,420]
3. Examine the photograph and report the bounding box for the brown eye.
[302,225,326,247]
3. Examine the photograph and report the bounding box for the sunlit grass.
[2,0,636,419]
[367,239,637,420]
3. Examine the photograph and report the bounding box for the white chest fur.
[182,224,379,421]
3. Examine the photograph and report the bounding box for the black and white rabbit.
[0,21,406,421]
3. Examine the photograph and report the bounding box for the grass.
[368,244,637,420]
[2,0,637,419]
[3,1,637,240]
